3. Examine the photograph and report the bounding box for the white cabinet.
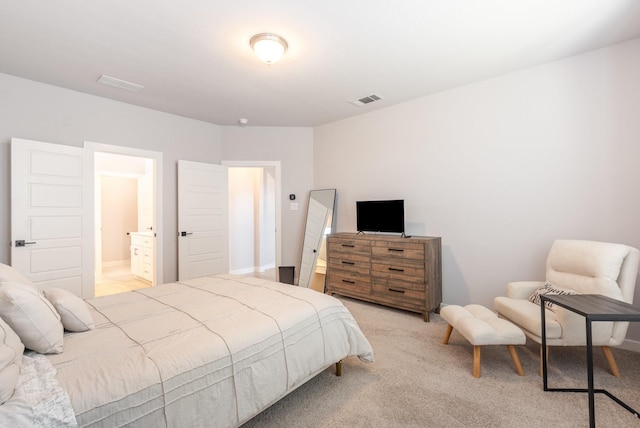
[130,232,154,282]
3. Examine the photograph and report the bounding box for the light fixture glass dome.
[250,33,288,65]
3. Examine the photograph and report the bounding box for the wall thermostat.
[289,194,296,200]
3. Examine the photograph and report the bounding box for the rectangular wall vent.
[98,74,144,92]
[350,94,383,107]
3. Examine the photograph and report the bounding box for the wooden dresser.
[326,233,442,321]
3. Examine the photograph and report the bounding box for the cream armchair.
[494,239,640,376]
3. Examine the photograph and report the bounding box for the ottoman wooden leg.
[473,346,481,378]
[442,324,453,345]
[507,345,524,376]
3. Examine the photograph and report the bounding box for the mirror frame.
[298,189,336,290]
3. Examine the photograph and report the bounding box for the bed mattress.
[44,274,373,427]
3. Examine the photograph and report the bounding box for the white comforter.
[46,274,373,427]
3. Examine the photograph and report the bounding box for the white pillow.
[0,316,25,404]
[0,281,63,354]
[0,262,35,288]
[43,288,95,332]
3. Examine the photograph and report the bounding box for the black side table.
[540,293,640,427]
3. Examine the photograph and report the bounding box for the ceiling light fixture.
[250,33,288,65]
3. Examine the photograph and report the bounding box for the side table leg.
[541,301,548,390]
[586,319,595,428]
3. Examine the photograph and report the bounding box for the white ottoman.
[440,304,526,378]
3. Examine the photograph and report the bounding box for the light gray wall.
[228,167,258,274]
[0,73,221,282]
[314,38,640,343]
[101,176,138,263]
[221,126,314,278]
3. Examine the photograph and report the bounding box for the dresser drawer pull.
[342,279,356,285]
[341,244,355,248]
[341,261,355,265]
[388,267,404,272]
[388,248,404,252]
[388,288,405,294]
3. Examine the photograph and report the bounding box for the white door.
[11,138,94,297]
[178,160,228,280]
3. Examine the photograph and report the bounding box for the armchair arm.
[506,281,545,299]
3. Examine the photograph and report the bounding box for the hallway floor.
[95,266,277,297]
[95,265,152,297]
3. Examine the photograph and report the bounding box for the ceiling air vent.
[350,94,383,107]
[97,74,144,92]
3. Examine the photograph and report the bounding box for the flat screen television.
[356,199,404,234]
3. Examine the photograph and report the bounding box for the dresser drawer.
[328,238,371,256]
[372,241,425,261]
[327,273,370,295]
[327,253,370,275]
[371,259,425,284]
[371,281,425,310]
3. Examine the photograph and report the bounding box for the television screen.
[356,200,404,234]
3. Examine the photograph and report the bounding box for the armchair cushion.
[494,296,562,339]
[506,281,544,299]
[546,240,628,300]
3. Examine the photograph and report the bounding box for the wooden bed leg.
[335,360,342,377]
[442,324,453,344]
[602,346,620,377]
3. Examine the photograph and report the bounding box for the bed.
[0,271,374,427]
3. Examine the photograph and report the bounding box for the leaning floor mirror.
[298,189,336,292]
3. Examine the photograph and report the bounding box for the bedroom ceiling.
[1,0,640,127]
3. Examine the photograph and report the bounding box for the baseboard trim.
[102,260,130,268]
[229,267,256,275]
[258,263,276,272]
[620,338,640,353]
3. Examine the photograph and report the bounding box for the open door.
[178,160,229,280]
[10,138,94,297]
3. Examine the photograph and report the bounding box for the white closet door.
[177,160,228,280]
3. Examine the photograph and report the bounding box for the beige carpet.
[242,297,640,427]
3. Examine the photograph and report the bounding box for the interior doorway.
[86,142,164,293]
[223,161,281,278]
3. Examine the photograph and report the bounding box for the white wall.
[228,167,259,274]
[314,38,640,343]
[101,176,137,264]
[260,169,276,270]
[227,167,277,274]
[0,73,221,281]
[221,126,314,277]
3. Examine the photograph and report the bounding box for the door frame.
[222,160,282,274]
[84,141,164,286]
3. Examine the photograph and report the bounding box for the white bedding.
[0,354,77,427]
[42,274,373,427]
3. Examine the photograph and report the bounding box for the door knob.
[15,240,36,247]
[179,231,193,237]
